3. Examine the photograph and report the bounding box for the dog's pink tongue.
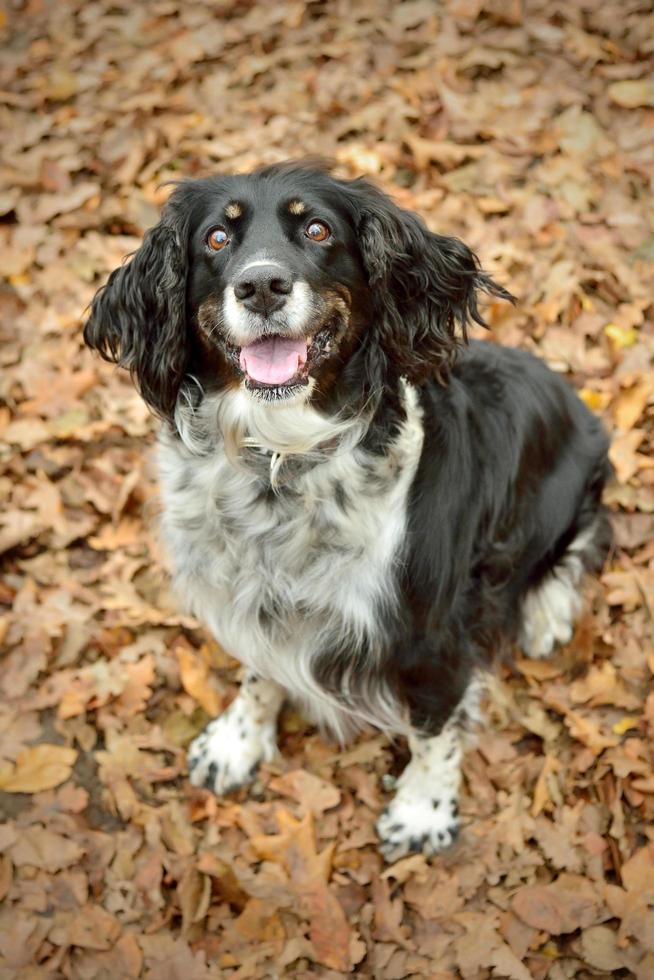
[239,337,307,385]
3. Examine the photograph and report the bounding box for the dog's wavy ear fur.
[344,178,513,384]
[83,200,189,421]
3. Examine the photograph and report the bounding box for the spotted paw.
[187,700,278,795]
[377,791,460,862]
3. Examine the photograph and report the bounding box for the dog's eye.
[305,220,330,242]
[207,227,230,251]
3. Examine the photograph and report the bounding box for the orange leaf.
[175,644,223,716]
[611,376,654,431]
[250,809,351,971]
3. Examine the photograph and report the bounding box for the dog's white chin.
[243,375,314,406]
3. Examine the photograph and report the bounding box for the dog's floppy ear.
[83,198,189,421]
[345,178,513,383]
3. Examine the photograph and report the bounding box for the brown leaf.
[178,868,212,935]
[269,769,341,817]
[234,897,285,943]
[0,744,77,793]
[9,826,84,873]
[531,753,561,817]
[49,904,121,951]
[175,642,224,717]
[512,874,603,934]
[250,809,351,971]
[609,429,646,484]
[564,711,619,753]
[569,661,641,710]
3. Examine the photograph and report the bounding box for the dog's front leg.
[188,672,285,794]
[376,723,463,861]
[376,674,482,861]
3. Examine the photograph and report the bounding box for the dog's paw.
[520,575,581,659]
[187,701,278,795]
[377,790,460,862]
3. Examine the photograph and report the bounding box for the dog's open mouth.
[236,324,337,397]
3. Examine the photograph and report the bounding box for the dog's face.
[183,169,372,404]
[84,162,510,422]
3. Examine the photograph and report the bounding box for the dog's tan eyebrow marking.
[288,200,306,215]
[225,201,243,220]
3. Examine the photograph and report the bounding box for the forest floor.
[1,1,654,977]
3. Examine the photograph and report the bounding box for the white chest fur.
[158,384,423,740]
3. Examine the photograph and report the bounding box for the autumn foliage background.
[1,1,654,977]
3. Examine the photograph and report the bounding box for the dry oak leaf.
[9,826,84,873]
[249,808,351,972]
[0,743,77,793]
[454,911,532,980]
[234,897,285,944]
[512,873,604,934]
[48,904,122,951]
[569,661,641,710]
[531,753,561,817]
[605,845,654,949]
[175,642,223,716]
[611,375,654,431]
[269,768,341,817]
[609,429,646,484]
[608,79,654,109]
[178,867,212,936]
[564,710,619,753]
[580,925,627,972]
[604,568,654,614]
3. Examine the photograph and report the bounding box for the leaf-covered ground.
[1,1,654,977]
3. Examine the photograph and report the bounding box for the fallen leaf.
[269,769,341,817]
[250,809,351,972]
[608,79,654,108]
[175,642,223,716]
[580,925,627,971]
[609,429,646,484]
[0,744,77,793]
[9,827,84,873]
[512,875,603,934]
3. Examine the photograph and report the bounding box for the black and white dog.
[85,162,611,859]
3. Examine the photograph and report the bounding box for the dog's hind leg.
[520,513,611,660]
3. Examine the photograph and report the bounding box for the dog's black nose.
[234,265,293,313]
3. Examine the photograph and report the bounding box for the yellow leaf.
[612,717,640,735]
[604,323,638,350]
[0,744,77,793]
[578,388,610,413]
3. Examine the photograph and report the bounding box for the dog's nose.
[233,265,293,313]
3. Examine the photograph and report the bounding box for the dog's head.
[84,162,511,422]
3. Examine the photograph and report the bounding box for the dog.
[84,161,611,859]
